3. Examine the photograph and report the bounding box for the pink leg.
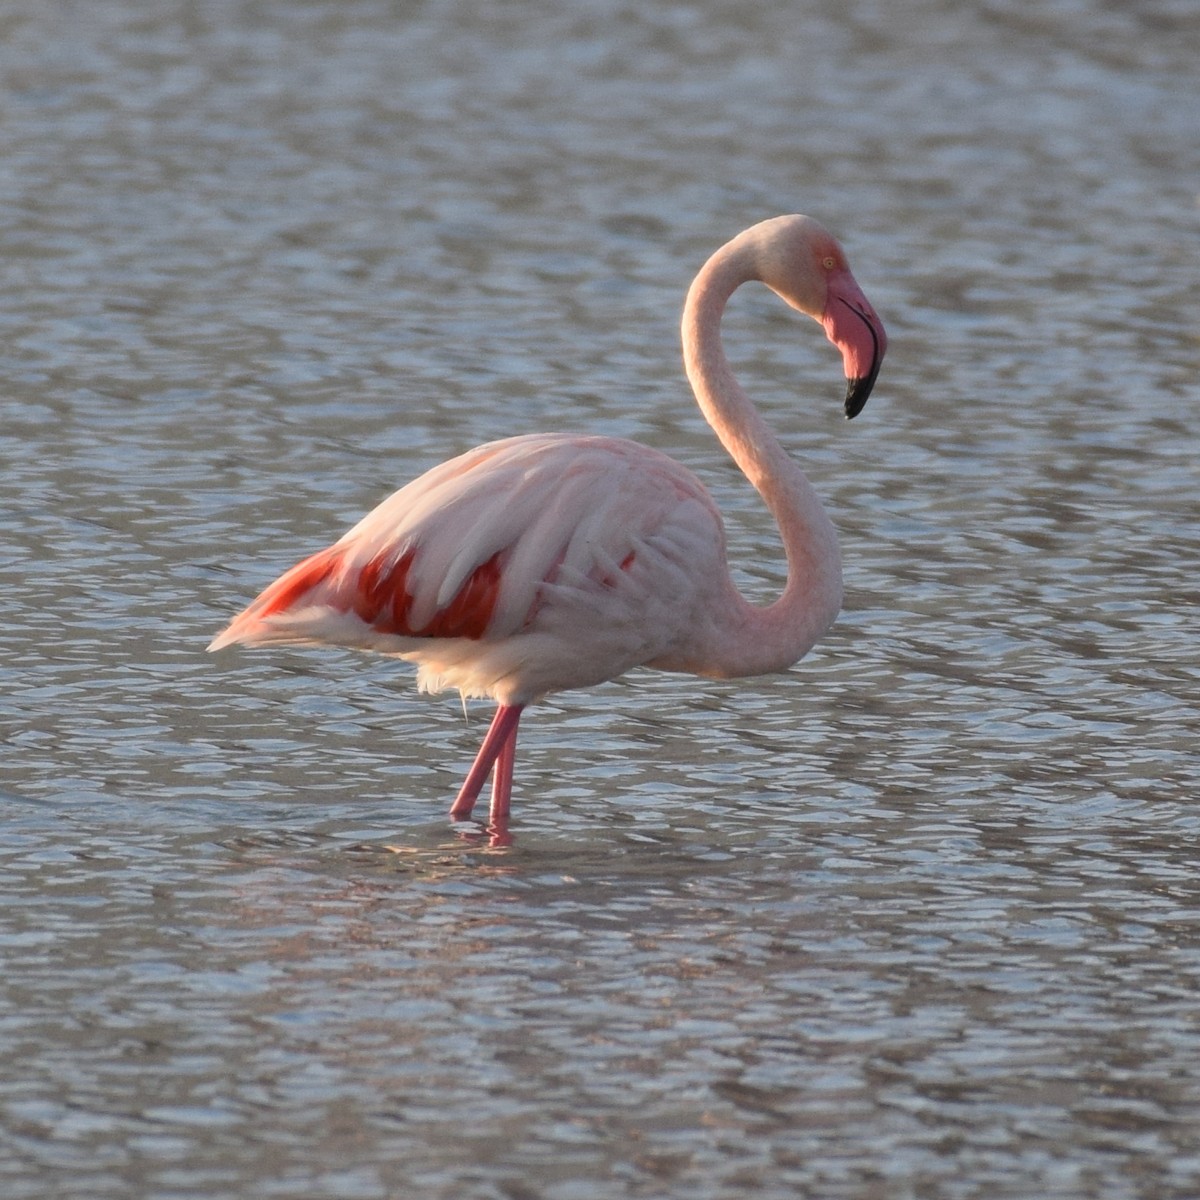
[488,714,520,824]
[448,705,524,820]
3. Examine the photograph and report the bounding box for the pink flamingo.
[208,215,886,826]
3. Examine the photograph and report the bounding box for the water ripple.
[2,1,1199,1197]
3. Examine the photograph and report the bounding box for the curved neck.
[680,240,843,674]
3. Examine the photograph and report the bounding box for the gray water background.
[2,1,1199,1196]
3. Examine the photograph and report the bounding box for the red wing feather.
[352,547,416,630]
[257,547,342,619]
[252,542,502,642]
[415,551,503,639]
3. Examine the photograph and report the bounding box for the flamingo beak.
[822,270,887,419]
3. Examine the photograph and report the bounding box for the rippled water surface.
[3,1,1199,1197]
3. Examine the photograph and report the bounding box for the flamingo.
[208,214,886,826]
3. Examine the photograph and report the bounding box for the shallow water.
[2,1,1199,1197]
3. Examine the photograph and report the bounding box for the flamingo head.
[753,215,888,419]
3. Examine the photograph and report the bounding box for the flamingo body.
[209,214,887,826]
[210,432,733,703]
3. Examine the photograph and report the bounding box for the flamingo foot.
[448,704,524,821]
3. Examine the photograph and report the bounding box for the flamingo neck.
[680,240,843,675]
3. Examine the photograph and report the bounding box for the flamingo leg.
[488,713,521,824]
[448,704,524,820]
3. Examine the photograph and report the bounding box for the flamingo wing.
[209,433,730,702]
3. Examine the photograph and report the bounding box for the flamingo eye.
[822,256,837,270]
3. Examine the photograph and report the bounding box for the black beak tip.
[844,377,871,420]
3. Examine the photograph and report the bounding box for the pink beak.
[822,269,887,418]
